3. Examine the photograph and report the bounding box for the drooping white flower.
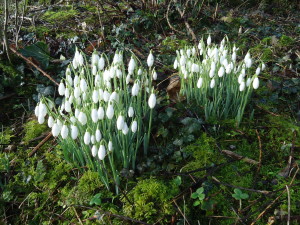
[48,116,54,128]
[91,108,98,123]
[197,77,203,88]
[246,77,251,87]
[98,56,105,70]
[78,52,84,66]
[186,49,191,57]
[245,56,252,68]
[137,68,142,76]
[78,112,87,125]
[106,103,114,119]
[173,59,178,69]
[92,65,97,75]
[64,100,71,112]
[122,123,129,135]
[116,69,122,78]
[238,74,244,84]
[218,66,225,77]
[34,104,40,117]
[92,90,99,103]
[253,77,259,89]
[132,82,140,96]
[147,51,154,67]
[97,107,105,119]
[71,125,78,140]
[72,57,78,69]
[192,63,200,73]
[66,74,73,87]
[74,75,80,87]
[131,120,137,133]
[52,123,60,137]
[109,91,119,103]
[117,115,125,130]
[80,78,88,92]
[128,57,136,74]
[70,116,76,123]
[261,63,266,71]
[91,145,98,157]
[255,67,261,76]
[210,79,216,88]
[98,145,106,160]
[108,141,113,152]
[75,108,80,118]
[103,90,110,102]
[95,129,102,142]
[128,107,134,117]
[148,93,156,109]
[239,81,246,92]
[152,71,157,80]
[92,52,99,66]
[58,82,66,96]
[98,89,104,101]
[38,103,47,118]
[232,52,237,62]
[207,35,212,46]
[65,87,70,98]
[38,115,45,124]
[74,87,80,99]
[180,55,186,67]
[61,124,69,139]
[84,131,91,145]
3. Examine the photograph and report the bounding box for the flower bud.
[78,112,87,125]
[207,35,212,46]
[95,129,102,142]
[65,100,72,112]
[71,125,78,139]
[117,115,125,130]
[52,123,60,137]
[132,82,140,96]
[61,125,69,139]
[152,71,157,80]
[106,103,114,119]
[239,81,246,92]
[98,57,105,70]
[192,63,199,73]
[84,131,91,145]
[108,141,113,152]
[148,93,156,109]
[80,78,88,92]
[38,115,45,124]
[103,90,110,102]
[98,145,106,160]
[218,66,225,77]
[173,59,178,69]
[92,90,99,103]
[128,107,134,117]
[131,120,137,133]
[255,67,261,76]
[210,79,215,88]
[246,77,251,87]
[253,77,259,89]
[147,51,154,67]
[128,57,136,74]
[97,107,105,119]
[48,116,54,128]
[122,123,129,135]
[91,145,98,157]
[92,65,97,75]
[58,82,66,96]
[91,108,98,123]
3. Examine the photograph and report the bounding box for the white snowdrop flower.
[98,56,105,70]
[57,119,62,130]
[109,91,119,103]
[241,68,246,77]
[66,67,71,76]
[98,89,104,101]
[66,75,73,87]
[192,47,196,56]
[245,52,251,61]
[65,100,71,112]
[207,35,212,46]
[106,103,114,119]
[246,77,251,87]
[39,103,47,117]
[197,77,203,88]
[98,145,106,160]
[232,52,237,62]
[186,49,191,57]
[183,68,188,79]
[238,74,244,84]
[173,59,178,69]
[92,65,97,75]
[91,108,98,123]
[138,68,142,76]
[38,115,45,124]
[71,125,78,140]
[255,67,261,76]
[64,87,70,98]
[148,93,156,109]
[126,74,131,84]
[226,64,232,74]
[180,55,186,66]
[74,75,80,87]
[109,67,115,79]
[218,66,225,77]
[128,107,134,117]
[52,123,60,137]
[222,58,228,68]
[186,61,192,71]
[76,97,81,105]
[72,57,78,69]
[245,58,252,68]
[95,129,102,142]
[113,53,119,64]
[78,53,84,66]
[91,135,95,144]
[61,124,69,139]
[92,52,99,66]
[116,69,122,78]
[92,89,99,103]
[80,78,88,92]
[122,123,129,135]
[58,82,66,96]
[131,120,137,133]
[128,57,136,74]
[84,131,91,145]
[78,111,87,125]
[209,68,215,78]
[97,107,105,119]
[198,42,202,50]
[239,81,246,92]
[34,104,40,117]
[59,103,64,115]
[261,63,266,71]
[70,116,76,123]
[75,108,80,118]
[192,63,200,73]
[91,145,98,157]
[82,92,87,101]
[152,71,157,80]
[108,141,113,152]
[253,77,259,89]
[103,90,110,102]
[48,116,54,128]
[103,70,110,82]
[132,82,140,96]
[147,51,154,67]
[210,79,216,88]
[200,49,203,55]
[117,115,125,130]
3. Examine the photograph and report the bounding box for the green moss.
[279,35,294,48]
[0,128,14,145]
[122,178,179,223]
[22,120,48,144]
[41,8,78,24]
[261,37,272,45]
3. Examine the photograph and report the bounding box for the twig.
[166,0,185,35]
[9,47,59,86]
[255,129,262,172]
[222,150,259,165]
[28,132,52,157]
[173,199,191,225]
[72,206,83,225]
[286,185,291,225]
[211,176,270,195]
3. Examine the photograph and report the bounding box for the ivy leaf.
[89,193,102,206]
[191,192,198,199]
[198,193,205,201]
[196,187,204,195]
[193,200,201,206]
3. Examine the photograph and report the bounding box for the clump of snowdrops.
[174,35,265,124]
[35,49,157,192]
